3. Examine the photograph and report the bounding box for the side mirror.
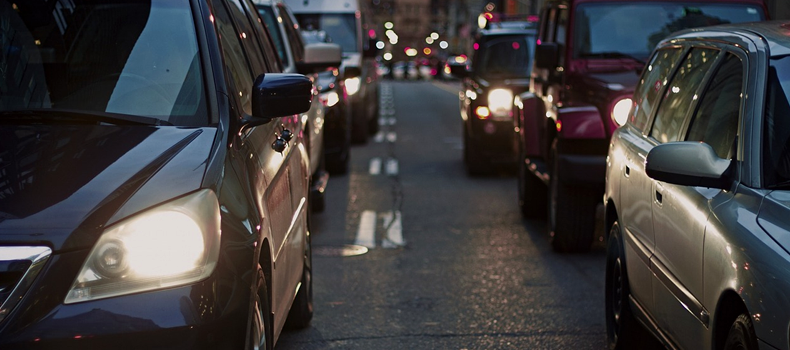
[534,42,559,69]
[645,141,732,189]
[344,66,361,79]
[252,73,313,120]
[297,43,342,74]
[363,37,379,58]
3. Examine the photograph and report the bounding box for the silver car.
[604,21,790,350]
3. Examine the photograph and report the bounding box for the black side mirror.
[251,73,313,120]
[297,43,342,74]
[344,66,362,79]
[645,141,732,189]
[363,37,379,58]
[534,42,559,69]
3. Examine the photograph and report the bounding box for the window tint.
[278,5,304,62]
[630,48,683,131]
[686,53,742,159]
[257,6,289,66]
[555,8,568,66]
[226,0,266,77]
[764,57,790,186]
[650,48,719,143]
[475,35,535,79]
[213,0,254,115]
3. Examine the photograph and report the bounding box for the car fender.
[556,105,606,139]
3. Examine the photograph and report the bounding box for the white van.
[283,0,380,143]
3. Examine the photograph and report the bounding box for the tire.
[463,126,487,175]
[548,140,596,253]
[605,222,640,350]
[723,314,758,350]
[285,231,313,329]
[325,148,349,175]
[518,148,547,218]
[248,266,272,350]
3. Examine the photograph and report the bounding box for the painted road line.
[385,158,399,176]
[381,211,405,248]
[373,131,385,143]
[369,158,382,175]
[386,132,397,143]
[355,210,377,248]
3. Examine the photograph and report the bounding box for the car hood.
[0,125,216,251]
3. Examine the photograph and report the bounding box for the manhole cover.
[313,245,369,257]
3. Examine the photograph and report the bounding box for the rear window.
[0,0,208,126]
[293,13,357,53]
[474,35,536,79]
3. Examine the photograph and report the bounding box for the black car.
[450,23,537,174]
[0,0,327,349]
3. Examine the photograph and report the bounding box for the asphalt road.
[276,79,632,349]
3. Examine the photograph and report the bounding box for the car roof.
[478,27,537,37]
[667,20,790,58]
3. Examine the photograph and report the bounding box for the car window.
[294,13,358,53]
[573,3,763,60]
[475,35,535,79]
[555,8,568,66]
[630,47,683,131]
[764,57,790,187]
[257,6,289,66]
[685,53,742,160]
[213,0,255,115]
[542,8,557,43]
[0,0,208,125]
[650,48,719,143]
[226,0,267,77]
[278,4,304,62]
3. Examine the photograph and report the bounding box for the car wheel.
[248,266,272,350]
[285,229,313,329]
[518,147,546,218]
[548,140,596,253]
[463,125,487,175]
[605,222,640,350]
[723,314,758,350]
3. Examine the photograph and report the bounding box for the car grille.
[0,246,52,323]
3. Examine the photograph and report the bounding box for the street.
[277,80,621,349]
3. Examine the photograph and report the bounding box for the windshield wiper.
[581,52,646,66]
[0,109,173,126]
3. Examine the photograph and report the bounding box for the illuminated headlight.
[345,77,361,95]
[320,91,339,107]
[65,189,221,304]
[487,89,514,117]
[611,98,633,127]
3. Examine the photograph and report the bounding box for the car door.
[650,49,745,349]
[616,46,684,310]
[211,0,304,334]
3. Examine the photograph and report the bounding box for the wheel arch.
[604,199,618,241]
[712,289,749,350]
[259,238,274,315]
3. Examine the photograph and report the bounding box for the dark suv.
[0,0,332,348]
[451,21,537,174]
[515,0,767,252]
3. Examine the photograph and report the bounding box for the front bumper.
[467,116,516,164]
[0,249,250,350]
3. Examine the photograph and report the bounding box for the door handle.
[624,165,631,177]
[655,190,663,204]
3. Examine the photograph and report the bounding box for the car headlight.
[320,91,339,107]
[487,88,514,117]
[65,189,221,304]
[345,77,361,96]
[611,97,633,127]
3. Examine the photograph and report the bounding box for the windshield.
[257,6,289,66]
[573,2,764,60]
[0,0,207,126]
[293,13,358,53]
[475,35,535,79]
